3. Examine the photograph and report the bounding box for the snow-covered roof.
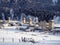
[54,24,60,27]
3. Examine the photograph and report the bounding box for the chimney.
[29,18,32,25]
[49,20,54,30]
[22,17,26,24]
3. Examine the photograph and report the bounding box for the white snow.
[54,24,60,27]
[0,29,60,45]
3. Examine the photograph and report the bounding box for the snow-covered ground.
[0,29,60,45]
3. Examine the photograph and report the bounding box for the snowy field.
[0,29,60,45]
[0,42,60,45]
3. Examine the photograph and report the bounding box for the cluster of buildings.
[0,12,60,33]
[5,14,54,32]
[0,0,60,32]
[20,13,39,26]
